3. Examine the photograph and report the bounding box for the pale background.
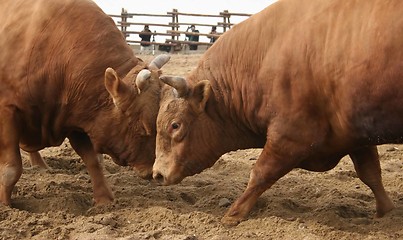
[92,0,277,42]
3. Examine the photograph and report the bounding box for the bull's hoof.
[0,187,13,207]
[0,199,11,207]
[30,163,49,170]
[221,215,243,226]
[93,195,114,206]
[375,205,395,218]
[26,165,50,172]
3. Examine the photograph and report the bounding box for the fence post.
[171,9,180,52]
[152,31,156,55]
[121,8,127,39]
[172,9,179,41]
[227,11,231,30]
[222,10,229,32]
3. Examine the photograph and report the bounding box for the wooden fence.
[109,9,251,52]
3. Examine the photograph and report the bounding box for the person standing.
[186,25,199,50]
[139,25,152,54]
[208,26,218,43]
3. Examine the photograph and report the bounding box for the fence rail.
[109,8,251,53]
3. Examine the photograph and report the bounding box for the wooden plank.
[167,11,250,17]
[167,30,221,38]
[108,14,132,18]
[217,22,235,26]
[117,22,173,28]
[169,22,219,28]
[108,14,123,18]
[126,40,177,46]
[123,31,180,37]
[167,11,222,18]
[165,39,213,46]
[219,12,252,17]
[124,13,170,17]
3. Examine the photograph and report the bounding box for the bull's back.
[0,0,136,148]
[199,0,403,142]
[0,0,131,88]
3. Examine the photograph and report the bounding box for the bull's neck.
[65,57,137,132]
[213,91,265,151]
[189,73,266,157]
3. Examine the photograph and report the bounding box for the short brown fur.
[154,0,402,225]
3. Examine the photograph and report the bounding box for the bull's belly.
[349,88,403,145]
[19,144,45,152]
[354,119,403,145]
[296,135,403,173]
[297,154,345,172]
[19,131,66,152]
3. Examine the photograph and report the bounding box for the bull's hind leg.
[0,107,23,206]
[349,146,394,217]
[68,132,114,206]
[28,151,49,169]
[221,141,300,226]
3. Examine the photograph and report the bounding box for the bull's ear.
[105,68,121,99]
[105,68,132,109]
[191,80,211,113]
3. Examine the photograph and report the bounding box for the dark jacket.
[139,29,152,46]
[186,30,199,50]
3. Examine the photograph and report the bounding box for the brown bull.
[153,0,403,225]
[0,0,169,206]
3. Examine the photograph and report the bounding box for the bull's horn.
[136,69,151,94]
[160,75,189,97]
[149,54,171,70]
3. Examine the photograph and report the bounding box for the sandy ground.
[1,54,402,240]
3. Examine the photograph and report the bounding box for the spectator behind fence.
[186,25,199,50]
[139,25,152,54]
[208,26,218,43]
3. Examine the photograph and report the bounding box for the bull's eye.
[172,122,180,130]
[170,121,185,141]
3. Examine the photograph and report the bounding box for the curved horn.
[136,69,151,94]
[159,75,189,98]
[149,54,171,70]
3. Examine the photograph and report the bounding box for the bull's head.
[95,55,170,179]
[152,75,224,185]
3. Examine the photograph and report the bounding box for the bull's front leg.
[0,107,23,206]
[68,132,114,205]
[349,146,394,217]
[221,140,300,226]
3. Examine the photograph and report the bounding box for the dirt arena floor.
[1,54,402,240]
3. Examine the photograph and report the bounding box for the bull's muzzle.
[152,169,183,185]
[152,171,165,184]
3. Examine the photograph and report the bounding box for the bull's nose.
[153,171,165,183]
